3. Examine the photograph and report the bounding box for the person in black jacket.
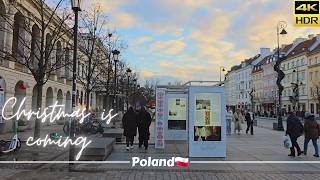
[286,112,303,157]
[245,110,252,135]
[137,106,152,150]
[122,107,138,150]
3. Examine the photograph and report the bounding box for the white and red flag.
[174,157,189,167]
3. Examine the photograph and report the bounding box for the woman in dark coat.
[286,112,304,157]
[138,106,152,150]
[122,107,138,150]
[303,112,319,157]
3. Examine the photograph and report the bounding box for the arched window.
[56,41,63,76]
[12,12,25,61]
[30,24,40,69]
[45,33,52,67]
[0,0,5,53]
[64,47,70,79]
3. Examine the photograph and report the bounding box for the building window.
[81,64,85,78]
[311,103,314,114]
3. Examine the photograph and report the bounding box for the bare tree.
[98,33,127,110]
[77,5,108,113]
[143,79,158,102]
[0,0,72,138]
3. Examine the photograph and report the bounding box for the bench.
[76,137,115,161]
[103,128,123,142]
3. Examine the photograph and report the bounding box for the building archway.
[57,89,63,104]
[65,91,71,113]
[45,87,54,107]
[31,85,38,111]
[14,80,27,114]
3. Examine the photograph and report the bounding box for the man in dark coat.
[286,112,303,157]
[303,112,319,157]
[122,107,138,150]
[137,106,152,150]
[245,110,253,135]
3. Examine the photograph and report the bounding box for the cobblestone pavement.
[4,169,320,180]
[1,123,320,179]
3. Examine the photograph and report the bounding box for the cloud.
[93,0,320,84]
[134,36,153,45]
[140,69,155,78]
[150,39,186,55]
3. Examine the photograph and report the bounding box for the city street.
[1,124,320,179]
[1,0,320,179]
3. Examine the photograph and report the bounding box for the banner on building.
[155,88,166,149]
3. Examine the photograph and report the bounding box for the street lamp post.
[274,21,287,131]
[69,0,82,165]
[126,68,132,109]
[112,49,120,112]
[292,68,300,112]
[133,78,137,94]
[220,66,226,82]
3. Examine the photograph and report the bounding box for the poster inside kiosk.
[188,86,226,157]
[166,94,188,140]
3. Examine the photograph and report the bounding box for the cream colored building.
[280,37,316,113]
[307,41,320,116]
[0,0,106,133]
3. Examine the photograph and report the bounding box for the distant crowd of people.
[122,106,152,151]
[226,108,254,135]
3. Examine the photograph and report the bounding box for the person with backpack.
[286,112,303,157]
[302,112,319,157]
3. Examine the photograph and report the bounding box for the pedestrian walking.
[245,110,254,135]
[233,109,243,135]
[245,110,251,134]
[302,112,319,157]
[286,112,303,157]
[122,107,138,151]
[226,108,233,135]
[137,106,152,150]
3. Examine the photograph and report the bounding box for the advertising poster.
[194,93,221,141]
[168,97,187,130]
[155,88,166,149]
[0,90,4,123]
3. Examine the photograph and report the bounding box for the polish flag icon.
[174,157,189,167]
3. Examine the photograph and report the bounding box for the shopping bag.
[283,135,292,149]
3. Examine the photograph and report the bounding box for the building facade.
[0,0,107,133]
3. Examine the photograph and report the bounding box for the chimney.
[308,34,315,39]
[293,37,305,45]
[260,48,270,58]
